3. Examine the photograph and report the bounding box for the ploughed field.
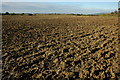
[2,15,120,79]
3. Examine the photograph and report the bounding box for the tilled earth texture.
[2,15,120,79]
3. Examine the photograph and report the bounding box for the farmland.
[2,15,120,79]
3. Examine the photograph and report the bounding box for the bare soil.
[2,15,120,79]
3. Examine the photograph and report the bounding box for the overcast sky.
[2,2,118,14]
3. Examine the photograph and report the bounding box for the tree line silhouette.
[1,8,120,16]
[1,12,33,16]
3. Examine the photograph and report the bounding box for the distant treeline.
[1,9,120,16]
[0,12,99,16]
[99,9,120,16]
[1,12,34,16]
[70,14,99,16]
[110,10,119,15]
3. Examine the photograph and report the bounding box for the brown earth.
[2,15,120,79]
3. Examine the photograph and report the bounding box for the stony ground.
[2,15,120,79]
